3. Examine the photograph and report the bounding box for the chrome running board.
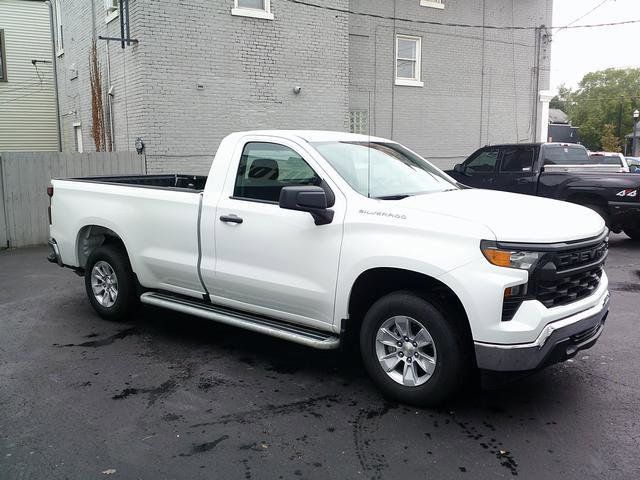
[140,292,340,350]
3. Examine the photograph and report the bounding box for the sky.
[550,0,640,93]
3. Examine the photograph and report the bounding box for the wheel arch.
[76,224,131,270]
[565,191,608,211]
[344,267,473,351]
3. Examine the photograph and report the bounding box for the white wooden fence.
[0,151,146,248]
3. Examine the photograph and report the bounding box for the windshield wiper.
[375,194,412,200]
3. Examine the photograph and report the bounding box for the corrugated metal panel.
[0,151,146,248]
[0,0,58,151]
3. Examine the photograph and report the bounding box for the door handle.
[219,214,243,224]
[516,178,528,184]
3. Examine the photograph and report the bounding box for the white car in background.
[588,151,630,172]
[625,157,640,173]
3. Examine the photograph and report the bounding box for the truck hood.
[397,189,605,243]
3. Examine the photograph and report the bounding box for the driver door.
[206,137,345,330]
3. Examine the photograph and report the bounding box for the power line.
[556,0,610,32]
[283,0,640,31]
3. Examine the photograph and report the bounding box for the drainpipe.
[46,0,62,151]
[105,43,115,150]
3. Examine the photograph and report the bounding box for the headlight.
[480,240,542,272]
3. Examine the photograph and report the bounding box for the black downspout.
[119,0,125,49]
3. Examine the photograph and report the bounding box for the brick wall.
[349,0,552,169]
[55,0,551,173]
[136,0,350,174]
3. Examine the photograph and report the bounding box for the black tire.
[359,290,470,407]
[623,226,640,240]
[84,244,138,321]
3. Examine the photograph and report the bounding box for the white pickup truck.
[48,131,610,405]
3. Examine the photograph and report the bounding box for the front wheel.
[624,226,640,240]
[359,291,470,407]
[84,245,138,321]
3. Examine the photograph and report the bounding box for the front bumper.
[474,291,609,372]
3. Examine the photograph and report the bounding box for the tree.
[552,68,640,151]
[600,124,620,152]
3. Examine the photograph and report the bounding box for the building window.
[0,30,7,82]
[232,0,274,20]
[420,0,445,9]
[54,0,64,56]
[105,0,120,24]
[395,35,423,87]
[349,111,369,135]
[73,124,83,153]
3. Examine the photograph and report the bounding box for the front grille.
[532,238,608,308]
[536,266,603,308]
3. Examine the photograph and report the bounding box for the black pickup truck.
[446,143,640,239]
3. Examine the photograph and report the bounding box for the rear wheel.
[84,245,138,321]
[623,226,640,240]
[359,291,470,407]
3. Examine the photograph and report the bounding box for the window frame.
[231,141,323,204]
[395,34,423,87]
[73,123,83,153]
[105,0,120,24]
[420,0,445,10]
[54,0,64,56]
[0,30,7,82]
[231,0,274,20]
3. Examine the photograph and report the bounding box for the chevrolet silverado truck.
[447,142,640,239]
[47,131,610,406]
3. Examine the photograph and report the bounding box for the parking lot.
[1,235,639,480]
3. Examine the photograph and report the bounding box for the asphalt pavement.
[1,235,639,479]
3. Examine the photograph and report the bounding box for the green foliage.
[600,124,620,152]
[552,68,640,151]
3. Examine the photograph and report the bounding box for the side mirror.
[453,164,465,174]
[279,186,335,225]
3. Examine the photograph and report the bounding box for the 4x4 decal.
[616,189,638,197]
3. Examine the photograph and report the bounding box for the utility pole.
[617,97,623,148]
[633,109,640,157]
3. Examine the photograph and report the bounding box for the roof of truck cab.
[481,142,588,149]
[234,130,393,143]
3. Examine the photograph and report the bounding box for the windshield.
[312,141,458,199]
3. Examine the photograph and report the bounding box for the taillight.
[47,185,53,225]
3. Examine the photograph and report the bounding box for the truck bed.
[67,174,208,192]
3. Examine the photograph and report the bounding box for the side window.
[500,148,535,172]
[465,149,498,174]
[233,142,321,203]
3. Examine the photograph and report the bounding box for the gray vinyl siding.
[0,0,59,151]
